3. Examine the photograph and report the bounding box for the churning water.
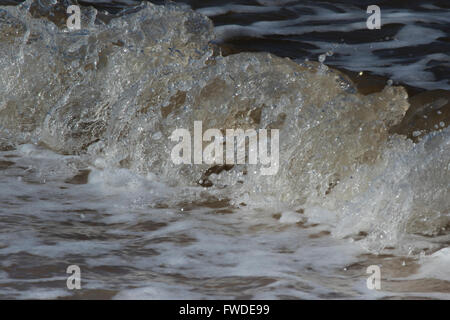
[0,0,448,299]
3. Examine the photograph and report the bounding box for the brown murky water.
[0,0,448,299]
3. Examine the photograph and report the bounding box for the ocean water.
[0,0,449,299]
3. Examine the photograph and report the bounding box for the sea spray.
[0,1,448,255]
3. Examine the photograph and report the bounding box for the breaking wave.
[0,0,449,257]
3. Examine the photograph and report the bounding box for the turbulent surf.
[0,0,448,299]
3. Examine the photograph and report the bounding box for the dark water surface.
[4,0,449,90]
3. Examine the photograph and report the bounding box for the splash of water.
[0,0,448,255]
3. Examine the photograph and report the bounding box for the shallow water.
[0,0,449,299]
[1,145,448,299]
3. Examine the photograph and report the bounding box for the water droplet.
[152,131,162,140]
[318,54,326,63]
